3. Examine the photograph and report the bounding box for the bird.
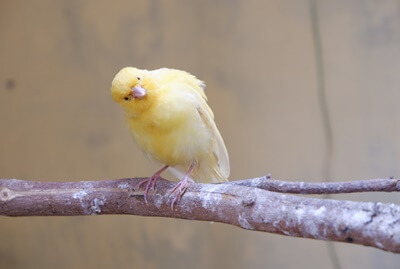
[111,67,230,207]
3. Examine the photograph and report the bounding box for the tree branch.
[1,177,399,253]
[231,176,400,194]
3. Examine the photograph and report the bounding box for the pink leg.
[137,165,169,204]
[169,162,196,209]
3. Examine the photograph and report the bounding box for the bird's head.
[111,67,158,117]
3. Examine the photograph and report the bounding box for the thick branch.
[1,178,400,254]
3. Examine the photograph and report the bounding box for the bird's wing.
[185,79,230,180]
[196,97,230,180]
[152,68,230,181]
[166,91,230,182]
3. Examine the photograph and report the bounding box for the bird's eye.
[137,77,141,80]
[124,97,129,101]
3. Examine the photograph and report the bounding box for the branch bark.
[1,177,399,253]
[231,176,400,193]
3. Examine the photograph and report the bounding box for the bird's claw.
[136,165,169,204]
[169,180,190,209]
[136,175,159,204]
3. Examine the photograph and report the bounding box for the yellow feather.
[111,67,229,183]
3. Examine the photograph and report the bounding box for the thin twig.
[0,177,399,253]
[230,176,400,194]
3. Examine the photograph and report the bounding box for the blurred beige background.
[1,0,400,268]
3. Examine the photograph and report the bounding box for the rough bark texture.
[1,177,399,253]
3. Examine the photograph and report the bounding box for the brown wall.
[1,1,400,268]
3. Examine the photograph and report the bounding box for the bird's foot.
[137,165,169,204]
[136,176,158,204]
[169,162,196,209]
[169,177,191,209]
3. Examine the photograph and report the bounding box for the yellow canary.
[111,67,230,206]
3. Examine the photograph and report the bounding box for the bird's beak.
[132,85,146,99]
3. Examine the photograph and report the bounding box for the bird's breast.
[126,107,211,166]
